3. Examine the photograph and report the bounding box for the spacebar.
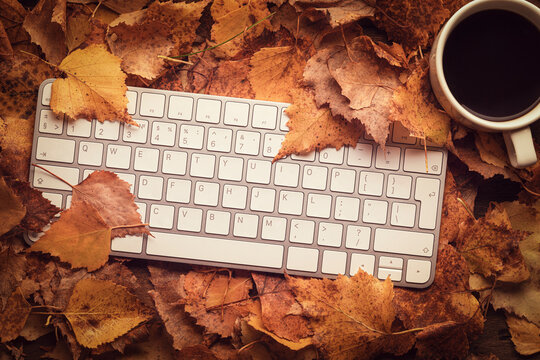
[146,232,284,269]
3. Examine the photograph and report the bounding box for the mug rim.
[433,0,540,131]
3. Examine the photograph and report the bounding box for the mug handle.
[503,127,537,168]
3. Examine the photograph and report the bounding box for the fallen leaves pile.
[1,0,539,359]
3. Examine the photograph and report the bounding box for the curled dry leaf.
[474,132,509,169]
[505,314,540,356]
[0,289,31,342]
[274,87,362,161]
[0,176,26,236]
[50,44,135,125]
[290,0,375,28]
[288,271,414,360]
[64,278,152,348]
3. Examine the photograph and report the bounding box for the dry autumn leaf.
[290,0,375,28]
[50,44,135,125]
[0,249,26,310]
[0,22,12,59]
[64,278,152,348]
[0,176,26,236]
[505,314,540,356]
[0,289,31,342]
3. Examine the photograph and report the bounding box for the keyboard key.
[261,216,287,241]
[263,133,285,158]
[374,228,434,257]
[149,204,175,229]
[278,190,303,215]
[404,148,443,175]
[317,222,342,247]
[358,171,384,196]
[375,146,401,170]
[235,131,260,155]
[42,82,51,105]
[218,156,243,181]
[334,196,360,221]
[330,168,356,193]
[126,90,137,115]
[111,202,146,253]
[362,199,388,224]
[178,207,203,232]
[78,141,103,166]
[196,98,221,123]
[41,192,62,209]
[194,181,219,206]
[392,122,416,144]
[306,193,332,218]
[415,177,441,230]
[190,153,216,178]
[250,187,275,213]
[302,165,327,190]
[206,210,230,235]
[274,162,300,187]
[36,137,75,163]
[39,109,63,134]
[138,175,163,200]
[222,185,247,209]
[390,202,416,227]
[114,172,135,193]
[179,125,204,149]
[291,151,315,162]
[146,232,283,269]
[386,174,412,199]
[123,119,148,143]
[287,247,318,272]
[279,107,289,131]
[95,121,120,140]
[345,225,371,250]
[246,159,271,184]
[134,147,159,172]
[378,268,402,281]
[66,118,91,137]
[162,150,187,175]
[33,165,79,191]
[106,144,131,169]
[151,121,177,146]
[379,256,403,269]
[140,92,165,117]
[166,178,191,203]
[290,219,315,244]
[233,213,258,238]
[350,254,375,276]
[207,128,232,152]
[321,250,347,275]
[252,104,277,129]
[224,101,249,126]
[319,148,344,164]
[406,259,432,284]
[168,95,193,120]
[347,143,372,167]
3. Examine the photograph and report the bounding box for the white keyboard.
[26,79,448,288]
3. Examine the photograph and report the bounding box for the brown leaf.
[50,44,135,125]
[0,289,31,342]
[72,170,149,238]
[248,46,309,103]
[64,278,152,348]
[474,132,509,169]
[207,59,255,99]
[288,272,414,360]
[19,314,53,341]
[23,0,67,64]
[505,314,540,356]
[0,0,29,48]
[274,87,362,161]
[120,324,176,360]
[0,176,26,236]
[0,21,12,59]
[390,59,451,145]
[0,249,26,310]
[438,172,471,245]
[251,273,311,342]
[65,8,93,52]
[290,0,375,28]
[29,200,111,271]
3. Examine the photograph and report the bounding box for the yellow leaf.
[64,278,151,348]
[50,44,135,125]
[506,314,540,356]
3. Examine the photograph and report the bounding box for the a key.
[375,145,401,170]
[36,137,75,163]
[207,128,233,152]
[350,254,375,276]
[246,159,271,184]
[321,251,347,275]
[95,121,120,140]
[347,143,372,167]
[233,213,259,238]
[179,125,204,149]
[279,107,289,131]
[278,190,304,215]
[406,259,432,284]
[134,147,159,172]
[390,202,416,227]
[111,202,146,253]
[123,119,148,143]
[39,109,63,134]
[379,256,403,269]
[222,185,247,209]
[126,90,137,115]
[168,95,193,120]
[319,148,344,164]
[302,165,328,190]
[194,181,219,206]
[404,148,444,175]
[106,144,131,169]
[306,193,332,218]
[66,118,91,137]
[386,174,412,199]
[177,207,203,232]
[196,98,221,123]
[274,162,300,187]
[218,156,243,181]
[334,196,360,221]
[358,171,384,196]
[250,187,276,212]
[252,104,277,129]
[378,268,402,281]
[149,204,174,229]
[235,131,260,155]
[78,141,103,166]
[345,225,371,250]
[138,175,163,200]
[224,101,249,126]
[151,121,177,146]
[114,172,135,193]
[287,247,318,272]
[190,153,216,178]
[42,82,52,105]
[373,228,434,257]
[162,150,187,175]
[317,222,342,247]
[41,192,62,209]
[33,165,79,191]
[392,122,417,144]
[140,92,165,118]
[330,168,356,193]
[362,199,388,224]
[289,219,315,244]
[291,151,315,162]
[415,177,441,229]
[263,133,285,158]
[205,210,231,235]
[261,216,287,241]
[166,178,191,203]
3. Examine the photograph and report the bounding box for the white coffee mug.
[430,0,539,168]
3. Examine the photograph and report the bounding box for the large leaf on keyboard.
[50,44,135,125]
[64,278,152,348]
[389,59,450,145]
[287,272,415,360]
[72,170,149,239]
[29,200,112,271]
[274,87,362,161]
[0,176,26,237]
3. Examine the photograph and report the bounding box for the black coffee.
[443,9,540,120]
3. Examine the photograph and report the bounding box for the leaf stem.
[32,163,74,189]
[110,223,149,230]
[19,50,58,69]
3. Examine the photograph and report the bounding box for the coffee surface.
[443,9,540,120]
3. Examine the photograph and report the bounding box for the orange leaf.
[0,289,31,342]
[0,176,26,236]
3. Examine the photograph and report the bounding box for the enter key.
[414,177,441,230]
